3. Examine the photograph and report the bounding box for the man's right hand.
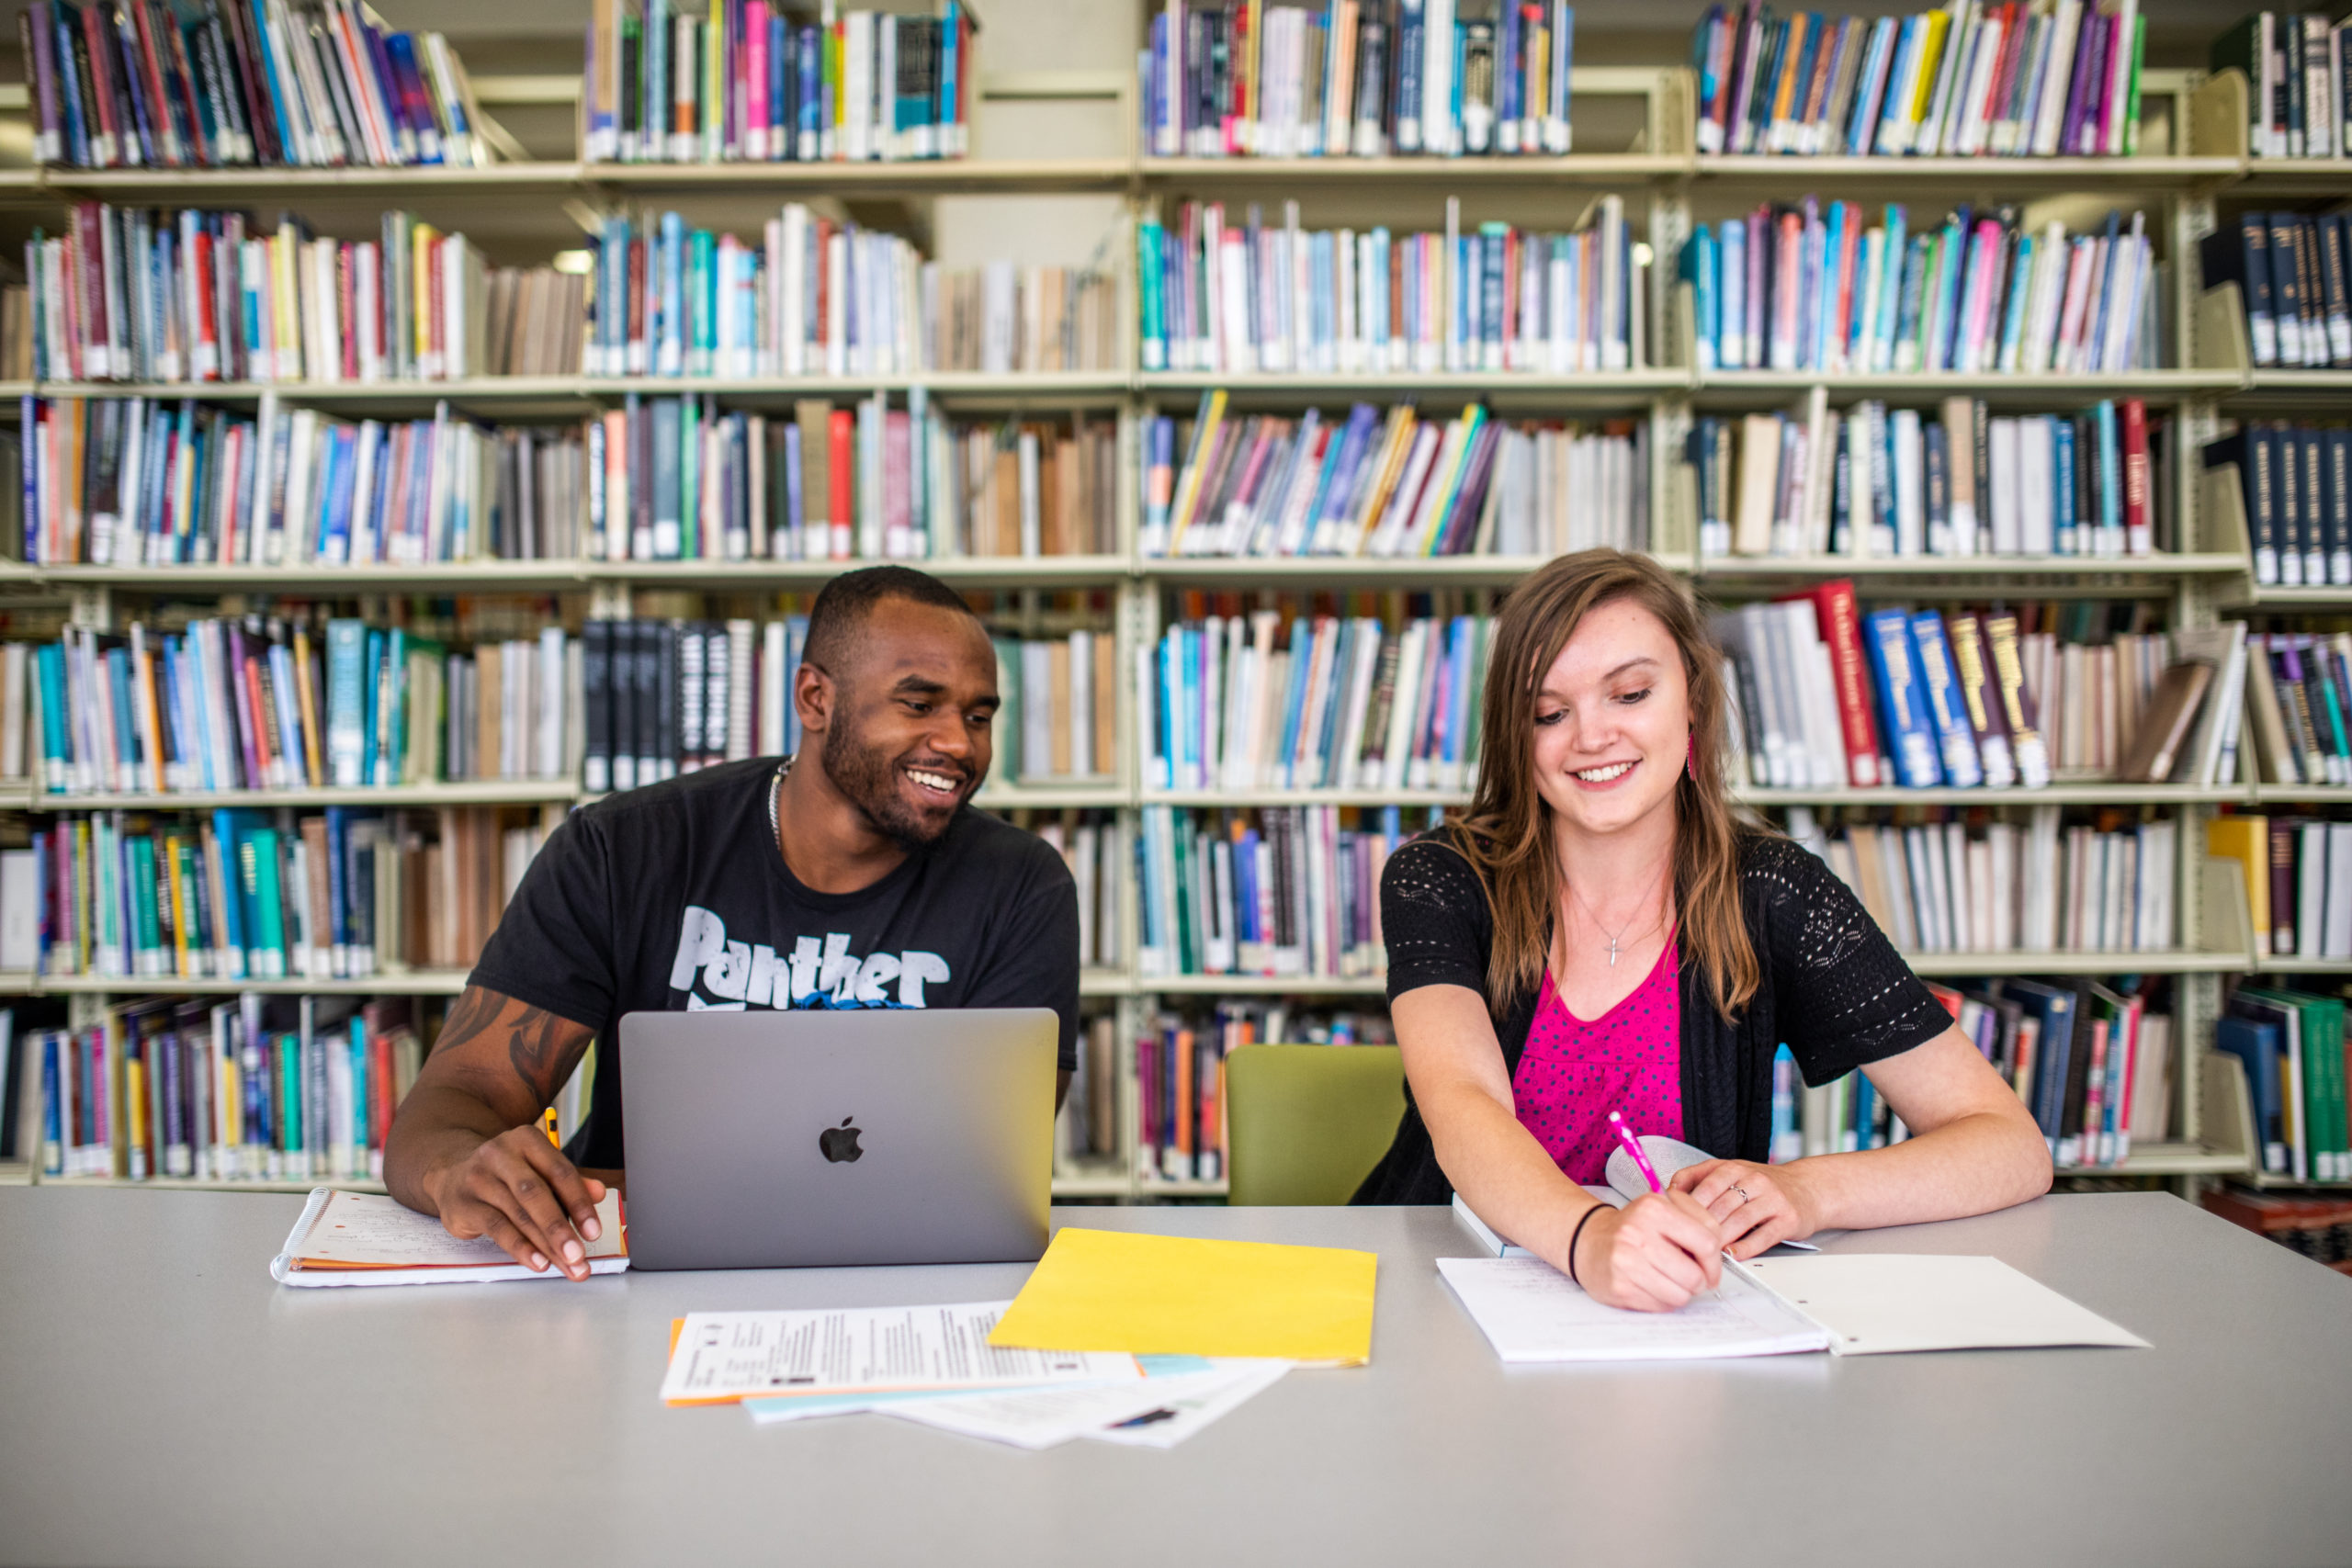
[424,1125,607,1281]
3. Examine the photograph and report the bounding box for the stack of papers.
[659,1302,1291,1450]
[1439,1257,1832,1361]
[270,1189,628,1287]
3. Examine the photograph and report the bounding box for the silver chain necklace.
[766,754,794,847]
[1564,859,1670,967]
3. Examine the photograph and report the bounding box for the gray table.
[2,1190,2347,1568]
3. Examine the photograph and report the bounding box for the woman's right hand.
[1567,1192,1727,1312]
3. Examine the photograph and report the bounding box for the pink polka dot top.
[1512,939,1684,1184]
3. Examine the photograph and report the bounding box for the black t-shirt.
[469,756,1080,1168]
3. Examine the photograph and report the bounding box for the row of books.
[1786,806,2179,957]
[1957,977,2164,1168]
[27,206,543,387]
[2243,632,2352,789]
[2203,212,2352,372]
[1148,607,1489,793]
[584,210,1116,379]
[29,618,577,797]
[581,617,766,795]
[1028,816,1125,975]
[1132,1007,1396,1183]
[2218,985,2350,1182]
[1141,394,1645,559]
[1135,804,1414,981]
[1144,0,1577,160]
[2208,423,2352,590]
[1138,196,1641,376]
[1053,1013,1121,1167]
[582,2,975,164]
[1690,395,2171,560]
[1714,586,2245,791]
[2210,815,2352,964]
[1694,0,2144,159]
[32,995,427,1181]
[17,804,540,981]
[21,398,588,567]
[24,0,489,169]
[582,397,1114,563]
[1680,202,2159,377]
[991,633,1119,786]
[2213,11,2352,159]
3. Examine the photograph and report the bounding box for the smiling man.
[382,566,1080,1279]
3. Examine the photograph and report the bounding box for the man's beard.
[819,708,970,850]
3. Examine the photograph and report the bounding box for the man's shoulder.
[576,756,773,829]
[952,807,1077,888]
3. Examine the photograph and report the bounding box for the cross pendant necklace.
[1566,862,1669,968]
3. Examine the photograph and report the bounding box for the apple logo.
[819,1116,864,1164]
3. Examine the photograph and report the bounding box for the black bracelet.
[1566,1203,1605,1287]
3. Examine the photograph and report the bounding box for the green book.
[241,825,288,980]
[127,834,160,976]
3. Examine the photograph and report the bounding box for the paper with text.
[1437,1256,1833,1361]
[661,1303,1140,1405]
[879,1359,1290,1450]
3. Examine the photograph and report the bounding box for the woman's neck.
[1549,796,1678,922]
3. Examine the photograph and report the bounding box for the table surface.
[2,1189,2347,1568]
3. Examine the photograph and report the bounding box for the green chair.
[1224,1044,1408,1206]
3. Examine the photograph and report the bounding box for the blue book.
[1908,612,1983,788]
[1684,225,1719,369]
[1997,979,2077,1148]
[1850,1070,1875,1150]
[1862,608,1942,788]
[1275,620,1313,787]
[1718,219,1746,368]
[322,808,348,974]
[1814,201,1846,370]
[1396,0,1426,150]
[1844,18,1893,152]
[379,626,406,786]
[322,621,366,787]
[1928,209,1971,370]
[105,648,137,785]
[266,641,304,785]
[2215,1013,2288,1174]
[210,810,246,978]
[1996,232,2035,369]
[34,643,67,791]
[2093,400,2122,555]
[2051,416,2078,554]
[798,25,822,157]
[1892,236,1929,366]
[360,629,385,787]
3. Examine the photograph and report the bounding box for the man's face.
[814,597,998,849]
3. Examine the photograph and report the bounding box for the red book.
[336,242,358,379]
[1804,577,1883,787]
[79,6,122,166]
[73,201,108,378]
[190,226,219,380]
[827,409,854,556]
[2120,397,2151,555]
[124,0,179,164]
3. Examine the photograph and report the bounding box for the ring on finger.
[1730,1185,1750,1204]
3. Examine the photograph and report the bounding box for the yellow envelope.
[987,1227,1377,1365]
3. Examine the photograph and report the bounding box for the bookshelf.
[9,14,2333,1206]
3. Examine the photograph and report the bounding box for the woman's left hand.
[1668,1159,1819,1260]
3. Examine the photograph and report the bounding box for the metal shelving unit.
[7,54,2295,1203]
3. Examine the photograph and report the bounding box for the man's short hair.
[802,565,980,678]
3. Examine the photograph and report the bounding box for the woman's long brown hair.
[1451,549,1758,1021]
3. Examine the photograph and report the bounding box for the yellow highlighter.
[542,1109,560,1148]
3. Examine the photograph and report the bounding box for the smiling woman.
[1352,549,2053,1314]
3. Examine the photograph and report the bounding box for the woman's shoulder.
[1734,829,1842,908]
[1382,826,1489,908]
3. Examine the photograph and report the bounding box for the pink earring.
[1686,733,1697,781]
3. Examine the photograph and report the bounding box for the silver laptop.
[617,1008,1057,1270]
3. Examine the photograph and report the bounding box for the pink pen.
[1608,1110,1664,1194]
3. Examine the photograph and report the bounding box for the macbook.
[617,1007,1057,1270]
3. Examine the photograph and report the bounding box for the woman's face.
[1529,596,1692,841]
